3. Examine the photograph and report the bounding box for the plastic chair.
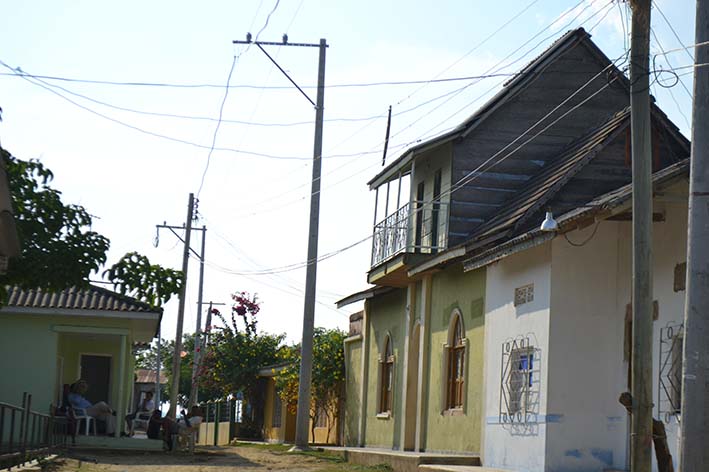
[73,407,96,435]
[130,412,152,436]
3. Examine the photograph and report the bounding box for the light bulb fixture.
[540,210,558,232]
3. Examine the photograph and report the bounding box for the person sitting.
[146,409,163,440]
[68,379,116,435]
[162,406,203,451]
[125,391,155,435]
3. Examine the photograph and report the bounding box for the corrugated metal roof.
[4,285,160,313]
[135,368,167,384]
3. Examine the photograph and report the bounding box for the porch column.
[115,334,127,438]
[415,274,432,451]
[358,301,371,447]
[398,283,416,449]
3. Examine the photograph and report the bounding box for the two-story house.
[339,27,690,472]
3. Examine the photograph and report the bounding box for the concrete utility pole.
[155,325,162,406]
[680,0,709,468]
[232,35,328,450]
[629,1,653,471]
[156,221,207,411]
[189,226,207,409]
[294,37,327,451]
[168,193,195,418]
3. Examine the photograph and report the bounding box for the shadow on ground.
[66,447,261,468]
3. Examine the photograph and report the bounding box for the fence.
[196,399,239,446]
[0,392,70,469]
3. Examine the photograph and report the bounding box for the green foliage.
[135,333,221,405]
[1,147,110,296]
[104,252,183,308]
[275,327,346,441]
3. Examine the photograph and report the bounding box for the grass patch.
[229,441,292,452]
[319,463,392,472]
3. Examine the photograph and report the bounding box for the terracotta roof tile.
[4,285,160,313]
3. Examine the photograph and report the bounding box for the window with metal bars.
[447,314,465,410]
[379,335,394,414]
[272,390,282,428]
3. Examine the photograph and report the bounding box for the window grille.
[659,323,683,421]
[272,392,282,428]
[446,315,466,410]
[514,284,534,306]
[379,336,394,414]
[500,337,541,424]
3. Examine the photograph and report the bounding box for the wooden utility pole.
[629,1,653,471]
[232,35,328,450]
[680,0,709,468]
[168,193,195,418]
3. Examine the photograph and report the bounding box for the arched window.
[379,335,394,414]
[447,312,466,410]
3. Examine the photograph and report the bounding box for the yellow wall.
[261,376,341,445]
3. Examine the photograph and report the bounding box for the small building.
[258,363,342,445]
[0,285,161,438]
[132,368,167,410]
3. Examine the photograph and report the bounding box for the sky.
[0,0,697,344]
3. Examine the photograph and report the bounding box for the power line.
[650,27,692,129]
[0,70,520,90]
[215,0,626,219]
[198,54,238,196]
[654,2,694,63]
[394,0,543,106]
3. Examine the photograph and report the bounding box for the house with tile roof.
[338,28,690,472]
[0,285,161,438]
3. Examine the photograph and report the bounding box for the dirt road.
[38,444,388,472]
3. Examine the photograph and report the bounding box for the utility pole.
[629,1,653,471]
[232,35,328,450]
[680,0,709,468]
[156,220,207,412]
[189,226,207,409]
[155,325,162,407]
[168,193,195,418]
[192,300,226,404]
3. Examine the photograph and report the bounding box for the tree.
[104,252,183,309]
[275,327,346,443]
[135,333,221,405]
[0,146,183,308]
[1,147,110,299]
[197,293,285,434]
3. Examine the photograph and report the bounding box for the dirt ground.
[32,444,390,472]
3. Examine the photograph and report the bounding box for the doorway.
[80,354,112,404]
[404,323,421,451]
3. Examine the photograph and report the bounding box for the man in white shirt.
[125,391,155,435]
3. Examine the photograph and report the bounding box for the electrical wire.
[654,3,695,63]
[564,221,600,247]
[394,0,543,106]
[650,28,692,129]
[198,53,238,196]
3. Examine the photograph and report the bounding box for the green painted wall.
[0,315,59,414]
[344,339,362,446]
[424,264,485,453]
[58,334,130,411]
[0,312,140,419]
[364,289,406,449]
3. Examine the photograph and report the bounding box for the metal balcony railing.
[371,200,448,267]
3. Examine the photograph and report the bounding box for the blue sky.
[0,0,697,341]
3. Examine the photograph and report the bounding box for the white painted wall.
[483,243,552,472]
[545,182,688,472]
